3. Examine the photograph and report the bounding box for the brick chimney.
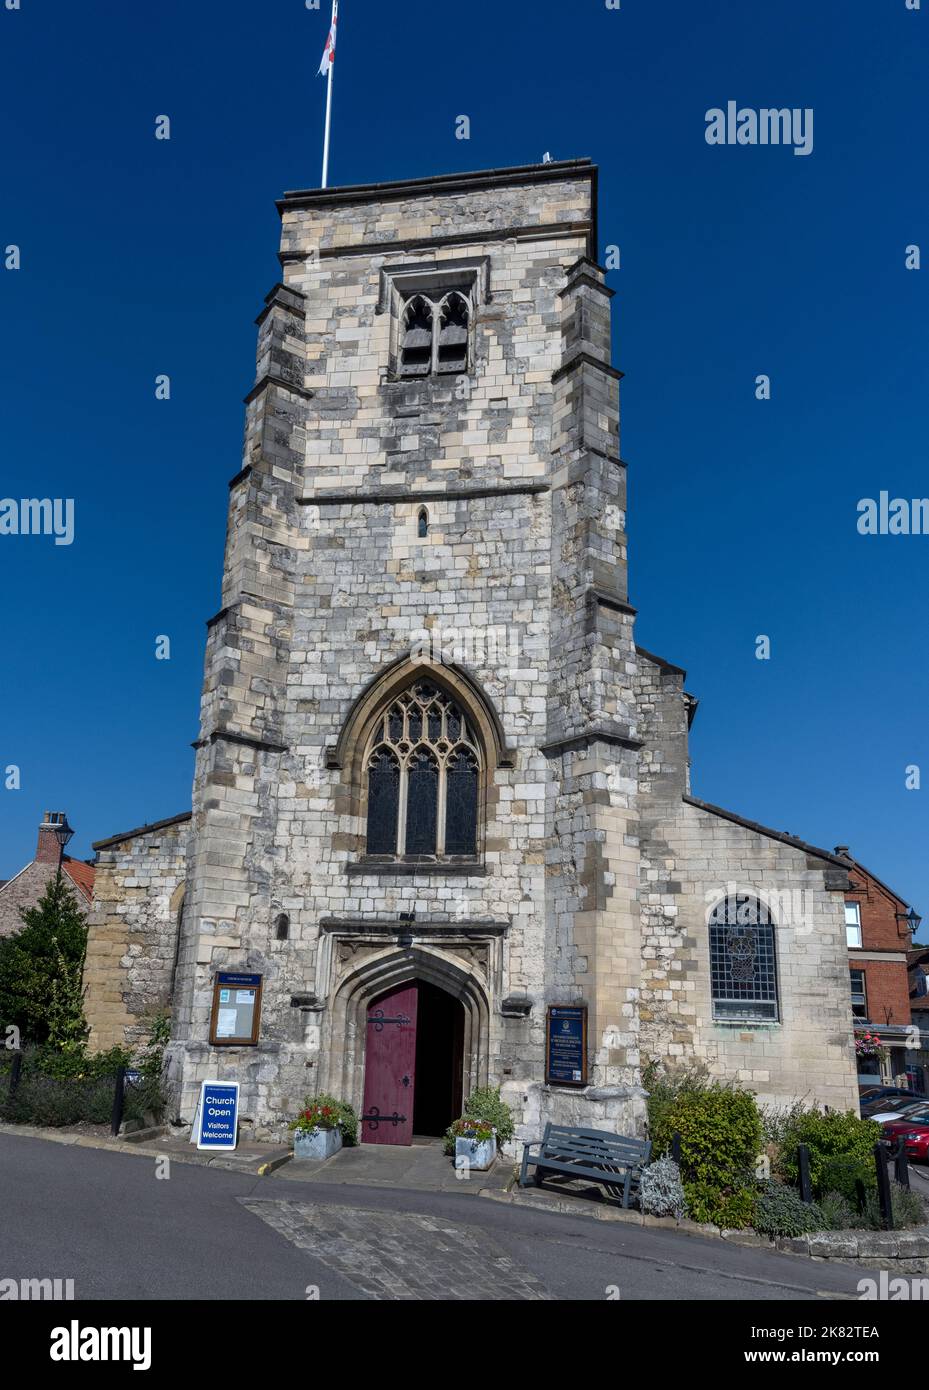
[35,811,73,865]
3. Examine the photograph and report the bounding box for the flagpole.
[320,0,337,189]
[321,51,334,188]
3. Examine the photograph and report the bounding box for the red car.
[882,1114,929,1163]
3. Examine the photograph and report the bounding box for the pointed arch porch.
[317,940,492,1119]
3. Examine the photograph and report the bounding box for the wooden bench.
[519,1123,652,1208]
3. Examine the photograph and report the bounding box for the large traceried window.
[364,680,480,859]
[709,895,779,1023]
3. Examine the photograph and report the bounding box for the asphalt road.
[0,1132,874,1301]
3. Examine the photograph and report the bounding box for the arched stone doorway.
[320,942,491,1145]
[360,979,465,1144]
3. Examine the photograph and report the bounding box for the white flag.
[318,0,338,77]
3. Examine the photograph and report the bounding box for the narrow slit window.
[417,507,429,538]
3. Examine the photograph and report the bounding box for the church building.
[83,160,860,1145]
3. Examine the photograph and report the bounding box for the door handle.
[401,1074,411,1088]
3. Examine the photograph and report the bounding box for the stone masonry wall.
[167,163,649,1140]
[635,652,859,1111]
[84,817,190,1051]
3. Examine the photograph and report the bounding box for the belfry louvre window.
[709,896,779,1023]
[364,681,480,858]
[399,290,471,377]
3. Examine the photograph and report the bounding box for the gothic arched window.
[708,896,779,1022]
[398,290,471,377]
[417,507,429,538]
[399,295,433,376]
[364,681,480,859]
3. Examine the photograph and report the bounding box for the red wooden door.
[361,984,418,1145]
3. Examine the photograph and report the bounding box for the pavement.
[0,1127,878,1301]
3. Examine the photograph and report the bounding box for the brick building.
[0,811,94,938]
[83,160,861,1144]
[834,846,921,1090]
[908,945,929,1094]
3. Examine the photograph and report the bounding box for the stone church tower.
[84,160,859,1144]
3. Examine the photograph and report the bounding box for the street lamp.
[50,813,74,853]
[896,907,922,934]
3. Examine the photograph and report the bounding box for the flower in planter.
[289,1094,358,1144]
[449,1116,496,1144]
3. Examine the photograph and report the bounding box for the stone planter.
[293,1127,342,1161]
[454,1135,497,1171]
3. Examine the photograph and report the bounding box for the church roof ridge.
[92,811,192,853]
[277,159,595,212]
[683,795,850,867]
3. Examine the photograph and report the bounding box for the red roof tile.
[63,858,95,902]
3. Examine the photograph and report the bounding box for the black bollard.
[894,1135,910,1190]
[874,1141,894,1231]
[110,1065,126,1137]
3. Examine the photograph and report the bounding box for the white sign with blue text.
[195,1079,240,1151]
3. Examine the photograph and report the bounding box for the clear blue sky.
[1,0,927,920]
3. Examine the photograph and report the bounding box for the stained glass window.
[364,682,481,858]
[444,748,478,855]
[405,748,439,854]
[366,748,400,855]
[709,896,779,1022]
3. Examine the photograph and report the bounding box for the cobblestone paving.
[242,1200,553,1300]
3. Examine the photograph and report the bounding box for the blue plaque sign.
[545,1005,588,1086]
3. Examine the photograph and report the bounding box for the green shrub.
[819,1156,875,1205]
[290,1095,358,1145]
[778,1110,881,1198]
[0,1012,169,1130]
[642,1059,713,1146]
[861,1183,928,1231]
[3,1072,115,1126]
[121,1012,170,1127]
[684,1181,756,1230]
[753,1182,824,1238]
[443,1085,513,1155]
[759,1096,812,1150]
[648,1080,762,1190]
[0,873,89,1045]
[817,1189,858,1231]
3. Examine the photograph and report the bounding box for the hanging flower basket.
[854,1030,887,1063]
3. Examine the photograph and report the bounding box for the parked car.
[865,1100,925,1123]
[861,1093,919,1120]
[881,1117,929,1164]
[859,1086,915,1105]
